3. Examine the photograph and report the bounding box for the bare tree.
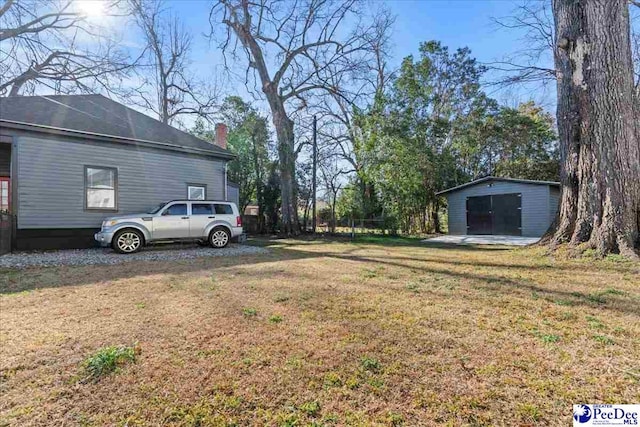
[490,0,639,94]
[0,0,131,96]
[210,0,388,235]
[549,0,640,258]
[297,161,313,231]
[127,0,218,125]
[310,12,393,225]
[319,156,346,233]
[315,10,393,172]
[488,0,557,91]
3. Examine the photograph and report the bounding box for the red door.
[0,178,9,212]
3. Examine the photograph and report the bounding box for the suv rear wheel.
[113,229,144,254]
[209,227,230,248]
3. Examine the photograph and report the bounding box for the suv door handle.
[181,216,189,219]
[208,216,216,219]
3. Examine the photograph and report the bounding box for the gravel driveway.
[0,244,269,269]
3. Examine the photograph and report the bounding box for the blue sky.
[384,0,556,105]
[165,0,557,110]
[386,0,524,60]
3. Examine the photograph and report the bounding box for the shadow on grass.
[1,238,637,317]
[288,248,639,317]
[258,236,636,273]
[257,234,513,251]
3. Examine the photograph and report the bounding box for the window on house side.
[188,185,206,200]
[86,166,117,210]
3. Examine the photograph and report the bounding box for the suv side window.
[214,204,233,215]
[163,203,187,216]
[192,203,214,215]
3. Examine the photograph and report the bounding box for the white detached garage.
[437,176,560,237]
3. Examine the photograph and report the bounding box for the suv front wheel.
[209,227,230,248]
[113,229,144,254]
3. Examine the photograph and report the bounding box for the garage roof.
[436,176,560,195]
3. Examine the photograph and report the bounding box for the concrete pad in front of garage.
[422,235,540,246]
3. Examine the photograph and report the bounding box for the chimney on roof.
[215,123,228,150]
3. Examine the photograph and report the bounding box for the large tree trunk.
[550,0,640,258]
[267,95,300,235]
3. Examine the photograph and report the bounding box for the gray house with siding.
[437,176,560,237]
[0,94,238,250]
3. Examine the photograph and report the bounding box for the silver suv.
[94,200,244,254]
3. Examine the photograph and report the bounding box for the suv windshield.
[148,202,169,214]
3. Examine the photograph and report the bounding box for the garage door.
[466,193,521,236]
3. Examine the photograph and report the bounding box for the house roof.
[0,94,233,159]
[436,176,560,195]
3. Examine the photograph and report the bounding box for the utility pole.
[312,115,317,234]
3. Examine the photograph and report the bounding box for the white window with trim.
[85,166,117,210]
[187,185,206,200]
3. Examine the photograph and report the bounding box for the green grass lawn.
[1,237,638,426]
